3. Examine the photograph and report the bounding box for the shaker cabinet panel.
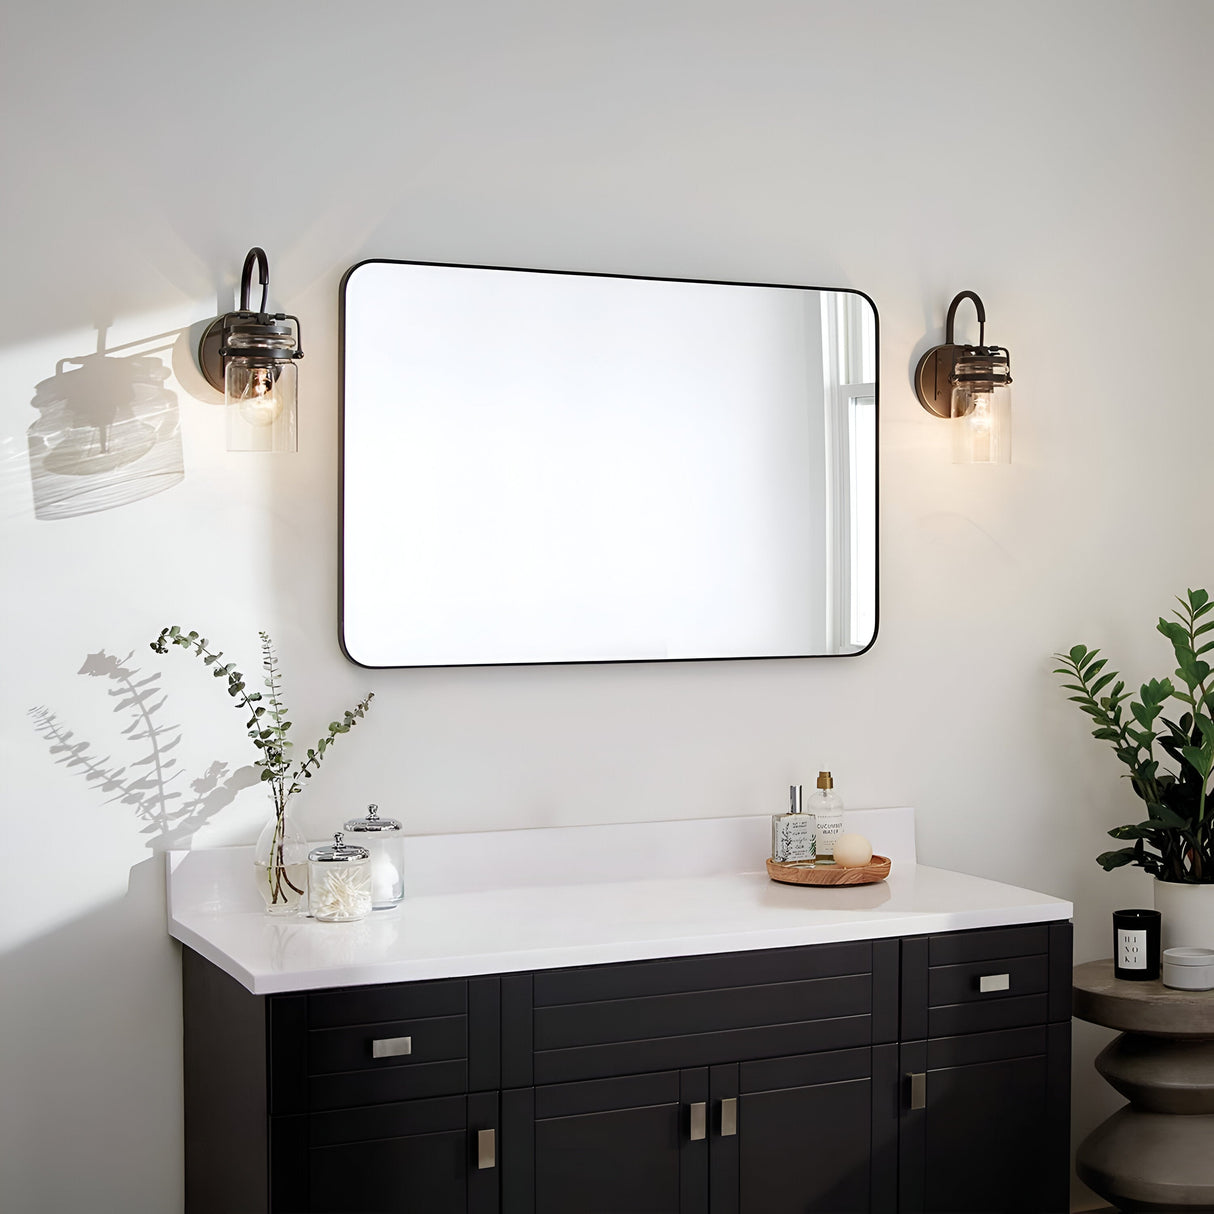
[272,1093,499,1214]
[898,1025,1070,1214]
[307,1128,470,1214]
[736,1047,888,1214]
[533,942,872,1006]
[529,1069,706,1214]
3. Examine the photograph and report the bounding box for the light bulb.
[969,393,992,433]
[237,367,282,428]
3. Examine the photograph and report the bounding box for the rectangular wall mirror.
[340,261,878,668]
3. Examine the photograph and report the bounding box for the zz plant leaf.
[1054,589,1214,883]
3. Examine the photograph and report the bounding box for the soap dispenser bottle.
[812,771,844,863]
[772,784,816,863]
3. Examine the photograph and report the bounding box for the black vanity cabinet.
[896,924,1073,1214]
[182,955,502,1214]
[182,922,1071,1214]
[498,941,900,1214]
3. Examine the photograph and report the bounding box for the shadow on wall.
[26,324,187,520]
[0,858,185,1213]
[29,648,259,849]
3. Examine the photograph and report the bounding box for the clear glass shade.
[226,358,297,452]
[950,360,1010,464]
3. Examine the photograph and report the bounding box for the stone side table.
[1073,959,1214,1212]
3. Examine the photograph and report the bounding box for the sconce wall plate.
[197,317,229,393]
[915,342,968,418]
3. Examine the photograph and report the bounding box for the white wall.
[2,2,1211,1210]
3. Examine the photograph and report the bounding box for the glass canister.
[343,803,405,909]
[307,833,373,923]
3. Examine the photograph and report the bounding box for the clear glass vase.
[253,808,308,914]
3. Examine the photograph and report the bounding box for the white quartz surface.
[166,809,1071,995]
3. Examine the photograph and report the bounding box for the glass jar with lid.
[343,803,404,909]
[307,833,372,922]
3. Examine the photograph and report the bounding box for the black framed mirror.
[340,261,878,668]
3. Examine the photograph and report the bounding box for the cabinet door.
[899,1024,1070,1213]
[728,1045,896,1214]
[271,1092,499,1214]
[521,1069,709,1214]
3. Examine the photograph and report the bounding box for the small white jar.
[1162,947,1214,991]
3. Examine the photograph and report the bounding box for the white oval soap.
[833,833,873,868]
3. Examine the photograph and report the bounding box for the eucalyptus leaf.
[149,626,375,821]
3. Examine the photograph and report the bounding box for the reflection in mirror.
[341,262,877,668]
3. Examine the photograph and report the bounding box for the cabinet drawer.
[929,954,1049,1008]
[309,1014,468,1075]
[902,923,1070,1041]
[928,925,1049,967]
[928,942,1050,1036]
[536,975,870,1051]
[308,977,466,1028]
[532,945,875,1083]
[535,941,870,1005]
[305,1016,468,1111]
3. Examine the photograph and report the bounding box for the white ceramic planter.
[1153,878,1214,951]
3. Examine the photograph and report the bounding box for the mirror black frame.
[338,259,880,669]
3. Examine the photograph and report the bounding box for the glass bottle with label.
[772,784,816,863]
[812,771,844,863]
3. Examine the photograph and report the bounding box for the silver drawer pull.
[477,1128,496,1170]
[689,1101,707,1141]
[978,973,1011,993]
[372,1036,412,1059]
[908,1072,927,1111]
[720,1097,738,1137]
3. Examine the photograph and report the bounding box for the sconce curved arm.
[944,290,986,348]
[238,247,270,316]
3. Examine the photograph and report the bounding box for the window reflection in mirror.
[340,262,878,668]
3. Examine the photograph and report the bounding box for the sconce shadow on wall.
[25,324,185,520]
[29,649,259,849]
[914,290,1012,464]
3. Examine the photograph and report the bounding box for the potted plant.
[1054,588,1214,948]
[151,626,373,913]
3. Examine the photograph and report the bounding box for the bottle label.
[773,814,816,863]
[1118,928,1147,970]
[816,814,843,857]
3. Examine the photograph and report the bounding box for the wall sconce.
[914,290,1011,464]
[198,248,303,453]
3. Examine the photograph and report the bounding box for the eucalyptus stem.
[150,626,374,907]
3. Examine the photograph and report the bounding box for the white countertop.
[166,809,1072,995]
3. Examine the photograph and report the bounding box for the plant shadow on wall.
[28,649,259,849]
[24,323,186,520]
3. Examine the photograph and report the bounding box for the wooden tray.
[766,855,891,886]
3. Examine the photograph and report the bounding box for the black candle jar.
[1113,908,1162,981]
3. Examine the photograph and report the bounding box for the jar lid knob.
[368,803,379,819]
[334,831,344,847]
